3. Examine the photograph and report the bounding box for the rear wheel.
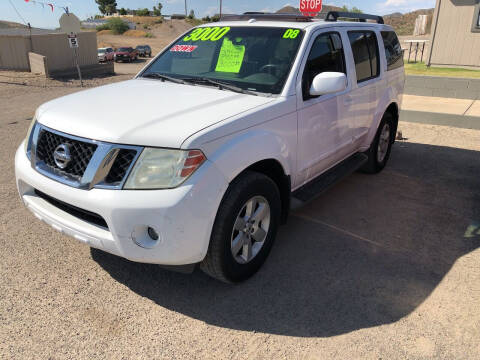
[361,112,395,174]
[200,171,281,283]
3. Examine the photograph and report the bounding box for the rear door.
[295,29,356,187]
[344,29,383,147]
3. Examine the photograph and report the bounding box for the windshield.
[118,48,130,52]
[98,50,105,54]
[141,26,304,95]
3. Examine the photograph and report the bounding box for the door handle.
[344,96,353,105]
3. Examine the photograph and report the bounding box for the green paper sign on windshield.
[215,39,245,73]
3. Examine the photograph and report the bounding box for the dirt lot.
[0,74,480,359]
[97,19,194,56]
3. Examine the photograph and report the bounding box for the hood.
[36,79,274,148]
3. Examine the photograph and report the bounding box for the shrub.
[136,8,150,16]
[143,24,149,29]
[145,32,154,38]
[96,24,110,31]
[107,17,129,34]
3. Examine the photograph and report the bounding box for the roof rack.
[220,12,313,22]
[325,11,384,24]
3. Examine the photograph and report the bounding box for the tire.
[361,112,395,174]
[200,171,281,283]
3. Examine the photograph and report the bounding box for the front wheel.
[361,112,395,174]
[200,171,281,283]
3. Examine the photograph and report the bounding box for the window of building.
[348,31,380,83]
[381,31,404,71]
[302,32,346,99]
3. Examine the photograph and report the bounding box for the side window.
[381,31,404,71]
[348,31,380,83]
[303,32,346,99]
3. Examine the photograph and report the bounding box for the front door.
[296,30,355,187]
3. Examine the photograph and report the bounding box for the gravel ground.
[1,73,479,359]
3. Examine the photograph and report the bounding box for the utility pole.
[219,0,222,17]
[185,0,187,16]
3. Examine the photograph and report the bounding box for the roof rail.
[220,12,313,22]
[325,11,384,24]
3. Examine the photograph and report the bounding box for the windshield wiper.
[142,72,187,85]
[183,77,258,96]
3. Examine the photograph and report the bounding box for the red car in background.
[114,47,138,63]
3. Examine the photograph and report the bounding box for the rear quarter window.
[381,31,404,71]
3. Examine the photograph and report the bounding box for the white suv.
[15,12,404,283]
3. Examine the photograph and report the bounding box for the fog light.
[147,227,159,241]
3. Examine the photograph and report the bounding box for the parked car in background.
[98,47,114,62]
[114,47,138,62]
[136,45,152,57]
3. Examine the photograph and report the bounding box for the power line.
[8,0,28,25]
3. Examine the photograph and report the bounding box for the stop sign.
[299,0,323,17]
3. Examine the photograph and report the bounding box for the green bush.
[96,24,110,31]
[136,8,150,16]
[145,32,154,38]
[143,24,149,29]
[107,18,129,34]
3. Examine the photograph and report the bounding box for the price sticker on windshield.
[170,45,198,53]
[283,29,300,39]
[184,27,231,41]
[215,38,245,73]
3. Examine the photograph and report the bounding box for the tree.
[188,9,195,19]
[95,0,117,15]
[118,7,127,15]
[153,3,163,16]
[341,5,363,14]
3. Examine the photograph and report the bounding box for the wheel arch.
[244,159,291,224]
[206,130,293,224]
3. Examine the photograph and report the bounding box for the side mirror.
[309,72,347,96]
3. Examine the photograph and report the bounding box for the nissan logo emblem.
[53,144,72,169]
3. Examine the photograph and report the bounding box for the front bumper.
[15,143,229,265]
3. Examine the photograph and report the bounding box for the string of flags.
[23,0,69,14]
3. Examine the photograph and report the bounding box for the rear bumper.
[15,143,229,265]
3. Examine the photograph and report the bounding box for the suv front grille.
[36,129,97,180]
[105,149,138,184]
[31,125,143,189]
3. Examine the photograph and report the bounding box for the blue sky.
[1,0,436,29]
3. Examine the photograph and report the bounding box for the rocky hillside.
[276,5,434,36]
[0,20,27,29]
[384,9,434,36]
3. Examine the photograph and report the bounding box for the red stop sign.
[299,0,323,17]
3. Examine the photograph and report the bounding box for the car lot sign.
[68,34,79,48]
[300,0,322,17]
[59,13,81,35]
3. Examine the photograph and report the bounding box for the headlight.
[24,117,36,155]
[124,148,206,189]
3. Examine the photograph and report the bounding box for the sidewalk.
[400,94,480,130]
[402,95,480,117]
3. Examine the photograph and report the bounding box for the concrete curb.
[400,110,480,130]
[405,76,480,100]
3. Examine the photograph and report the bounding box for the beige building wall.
[30,32,97,71]
[0,36,31,70]
[0,31,98,72]
[429,0,480,68]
